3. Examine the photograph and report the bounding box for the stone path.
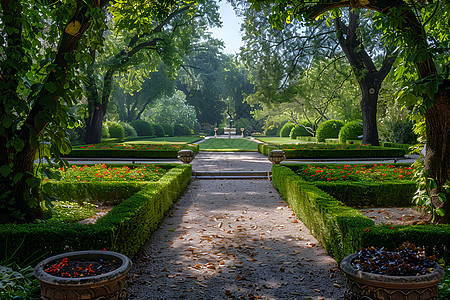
[128,152,346,299]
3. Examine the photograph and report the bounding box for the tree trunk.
[85,104,106,144]
[425,80,450,223]
[0,134,43,224]
[359,76,381,146]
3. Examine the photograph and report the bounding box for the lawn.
[255,137,306,144]
[124,136,203,144]
[199,138,259,151]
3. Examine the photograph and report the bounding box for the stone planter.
[340,253,445,300]
[177,149,195,164]
[268,150,285,164]
[34,250,132,300]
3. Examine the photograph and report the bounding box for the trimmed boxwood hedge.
[257,143,405,158]
[65,144,199,159]
[0,164,191,262]
[273,164,450,265]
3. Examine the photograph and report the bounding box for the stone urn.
[340,253,445,300]
[268,150,285,164]
[177,149,195,164]
[34,250,132,300]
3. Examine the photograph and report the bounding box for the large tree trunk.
[359,75,381,146]
[425,80,450,223]
[85,104,106,144]
[0,134,43,224]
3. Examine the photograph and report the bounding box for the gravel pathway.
[128,179,345,299]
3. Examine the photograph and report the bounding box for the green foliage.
[0,264,39,299]
[160,123,174,137]
[290,121,313,139]
[316,120,345,142]
[131,119,155,137]
[153,124,165,137]
[107,122,125,142]
[48,201,97,223]
[280,122,294,137]
[173,124,191,136]
[382,120,416,144]
[264,125,279,137]
[339,120,363,143]
[101,124,110,139]
[119,122,137,139]
[0,164,191,262]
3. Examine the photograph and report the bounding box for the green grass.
[199,138,259,151]
[255,137,305,144]
[124,136,203,144]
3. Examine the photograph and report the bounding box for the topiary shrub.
[264,126,279,136]
[101,123,110,138]
[120,122,137,139]
[131,119,155,136]
[152,123,165,137]
[173,124,191,136]
[160,123,174,137]
[280,122,294,137]
[290,121,313,139]
[339,120,363,143]
[107,122,125,142]
[316,119,345,142]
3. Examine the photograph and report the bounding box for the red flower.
[364,228,370,232]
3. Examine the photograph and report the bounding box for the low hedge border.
[64,144,199,159]
[285,164,415,207]
[0,164,191,263]
[272,164,450,264]
[258,143,405,158]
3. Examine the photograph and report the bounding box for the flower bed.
[64,143,199,158]
[295,163,414,182]
[258,143,406,158]
[47,164,166,182]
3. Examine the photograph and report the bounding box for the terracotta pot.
[34,250,132,300]
[340,253,445,300]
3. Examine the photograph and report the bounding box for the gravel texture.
[128,179,345,300]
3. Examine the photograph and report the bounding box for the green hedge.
[380,142,413,151]
[272,164,450,265]
[283,148,405,159]
[272,165,374,262]
[258,143,405,158]
[0,164,191,263]
[65,144,199,158]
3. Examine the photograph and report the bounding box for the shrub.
[339,120,363,143]
[101,123,110,138]
[264,125,279,136]
[316,119,345,142]
[173,124,191,136]
[383,120,416,144]
[153,123,165,137]
[107,122,125,142]
[120,122,137,138]
[280,122,294,137]
[131,119,155,136]
[290,121,313,139]
[160,123,174,137]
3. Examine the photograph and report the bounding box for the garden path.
[127,152,346,300]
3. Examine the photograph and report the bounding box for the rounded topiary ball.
[316,119,345,142]
[119,122,137,138]
[290,121,313,139]
[160,123,174,137]
[153,123,165,137]
[174,124,191,136]
[108,122,125,142]
[131,119,155,136]
[339,120,363,143]
[280,122,294,138]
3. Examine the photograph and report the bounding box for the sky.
[209,1,244,54]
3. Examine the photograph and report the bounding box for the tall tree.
[251,0,450,222]
[84,0,220,144]
[0,0,109,223]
